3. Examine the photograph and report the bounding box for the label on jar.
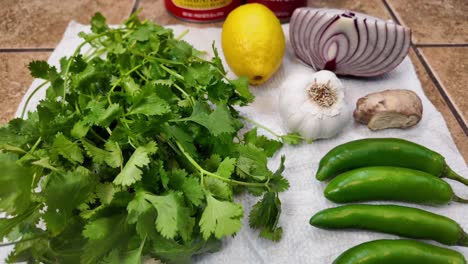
[165,0,241,22]
[172,0,234,9]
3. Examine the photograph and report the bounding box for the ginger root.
[353,89,423,131]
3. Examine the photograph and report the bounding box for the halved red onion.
[289,8,411,77]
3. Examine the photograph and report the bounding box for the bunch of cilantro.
[0,12,302,264]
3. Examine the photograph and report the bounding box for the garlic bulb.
[279,70,350,140]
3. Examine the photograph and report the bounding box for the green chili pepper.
[333,239,467,264]
[309,204,468,246]
[315,138,467,185]
[324,166,468,205]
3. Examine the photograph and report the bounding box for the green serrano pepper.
[309,204,468,246]
[324,166,468,205]
[315,138,467,185]
[333,239,467,264]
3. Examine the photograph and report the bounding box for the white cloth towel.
[5,22,467,263]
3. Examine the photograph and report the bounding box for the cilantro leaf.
[100,250,120,264]
[99,104,122,127]
[150,234,221,264]
[144,192,194,241]
[122,76,140,95]
[249,192,283,241]
[83,102,121,128]
[90,12,108,33]
[183,101,235,136]
[135,210,158,240]
[83,217,117,240]
[100,241,149,264]
[243,128,283,157]
[82,140,122,168]
[95,182,116,205]
[230,76,254,104]
[159,164,170,190]
[269,156,289,193]
[168,39,193,61]
[199,194,243,240]
[51,133,84,164]
[28,60,52,79]
[128,94,171,116]
[0,153,34,215]
[113,142,157,186]
[204,177,232,201]
[43,169,93,235]
[165,125,198,159]
[181,177,204,206]
[31,157,58,172]
[127,190,152,224]
[281,132,305,145]
[183,62,212,86]
[216,157,236,179]
[128,24,152,42]
[204,154,222,172]
[236,143,271,182]
[82,139,109,165]
[207,80,232,103]
[0,205,38,239]
[168,168,188,190]
[0,117,38,149]
[71,120,90,138]
[81,214,130,264]
[104,141,123,168]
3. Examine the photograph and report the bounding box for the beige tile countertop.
[1,0,467,162]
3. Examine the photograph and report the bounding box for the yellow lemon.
[222,3,285,85]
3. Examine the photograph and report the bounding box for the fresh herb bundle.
[0,12,298,263]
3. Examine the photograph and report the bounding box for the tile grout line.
[0,48,54,53]
[412,47,468,135]
[383,0,468,48]
[382,0,404,26]
[2,0,142,53]
[415,44,468,48]
[382,0,468,136]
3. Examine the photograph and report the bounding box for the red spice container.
[246,0,307,22]
[165,0,242,22]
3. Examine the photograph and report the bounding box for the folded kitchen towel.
[7,21,468,263]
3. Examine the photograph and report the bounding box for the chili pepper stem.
[452,194,468,204]
[444,166,468,186]
[457,232,468,247]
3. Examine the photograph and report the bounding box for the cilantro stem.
[160,64,184,80]
[0,234,47,248]
[175,141,266,188]
[83,48,106,61]
[21,80,50,119]
[204,169,265,187]
[29,136,42,153]
[128,138,137,150]
[107,79,121,105]
[175,29,189,40]
[241,116,281,137]
[241,116,305,144]
[136,70,149,83]
[172,83,193,104]
[90,128,107,143]
[62,42,87,100]
[107,63,145,104]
